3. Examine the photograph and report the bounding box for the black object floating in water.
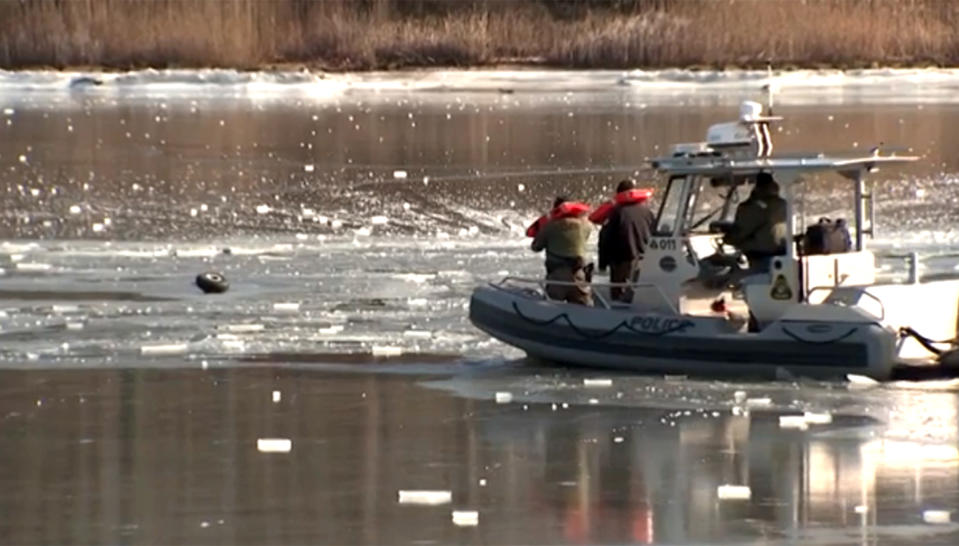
[196,272,229,294]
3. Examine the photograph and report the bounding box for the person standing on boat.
[723,172,787,273]
[531,196,593,306]
[597,180,655,301]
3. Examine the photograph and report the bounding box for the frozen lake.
[0,69,957,544]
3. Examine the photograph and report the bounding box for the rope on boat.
[779,326,859,345]
[510,301,692,340]
[899,326,958,356]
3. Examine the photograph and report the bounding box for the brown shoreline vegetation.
[2,0,959,71]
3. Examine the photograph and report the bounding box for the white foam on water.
[583,378,613,388]
[257,438,292,453]
[403,330,433,339]
[140,343,188,355]
[52,305,79,314]
[65,322,84,330]
[451,510,479,527]
[406,298,429,308]
[272,302,301,312]
[397,490,451,506]
[318,325,345,335]
[717,485,751,500]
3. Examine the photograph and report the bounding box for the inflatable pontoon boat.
[470,101,959,380]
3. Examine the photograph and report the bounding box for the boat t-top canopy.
[650,154,919,184]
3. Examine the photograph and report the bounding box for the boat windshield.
[655,175,744,236]
[687,177,743,234]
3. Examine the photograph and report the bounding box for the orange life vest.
[525,214,549,238]
[550,201,590,219]
[589,188,654,224]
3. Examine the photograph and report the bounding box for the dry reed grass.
[1,0,958,70]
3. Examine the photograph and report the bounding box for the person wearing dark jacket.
[598,180,655,302]
[723,172,787,273]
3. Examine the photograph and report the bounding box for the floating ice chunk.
[304,164,315,173]
[272,390,281,403]
[779,415,808,430]
[141,343,188,355]
[847,374,879,388]
[69,205,82,214]
[717,485,751,500]
[219,323,264,333]
[372,345,402,357]
[403,329,433,339]
[923,510,951,524]
[451,510,479,527]
[257,438,292,453]
[255,204,271,214]
[803,411,833,425]
[370,215,388,225]
[746,397,772,407]
[16,262,52,272]
[494,392,513,404]
[273,302,300,313]
[397,490,451,506]
[583,378,613,388]
[393,170,407,179]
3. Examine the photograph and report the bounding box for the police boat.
[469,101,959,381]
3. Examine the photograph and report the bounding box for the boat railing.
[806,285,886,320]
[493,276,677,313]
[875,251,959,284]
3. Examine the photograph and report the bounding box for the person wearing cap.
[531,196,593,305]
[597,180,655,302]
[723,172,787,273]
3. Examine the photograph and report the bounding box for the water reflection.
[0,368,956,544]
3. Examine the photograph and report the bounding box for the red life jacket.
[525,214,549,238]
[589,188,653,224]
[615,188,653,205]
[550,201,590,219]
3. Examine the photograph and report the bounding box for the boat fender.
[196,271,229,294]
[525,214,549,238]
[551,201,590,219]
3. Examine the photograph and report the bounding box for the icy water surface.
[0,71,958,544]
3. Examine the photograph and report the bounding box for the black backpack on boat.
[801,217,852,255]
